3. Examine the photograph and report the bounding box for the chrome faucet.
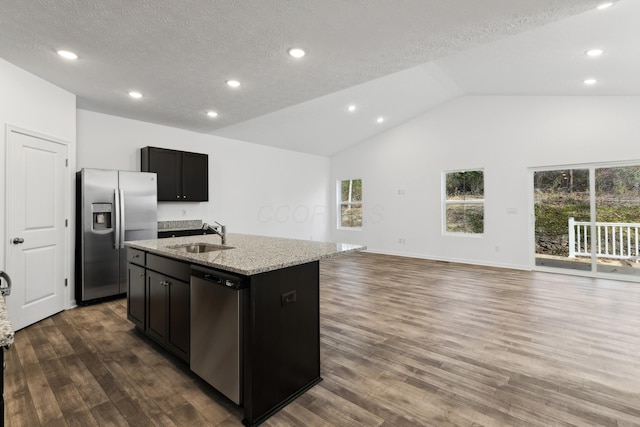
[203,221,226,245]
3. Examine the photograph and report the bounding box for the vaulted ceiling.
[1,0,631,156]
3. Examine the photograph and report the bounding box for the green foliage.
[341,179,362,202]
[446,171,484,198]
[535,203,590,236]
[534,169,589,193]
[340,205,362,228]
[447,204,484,233]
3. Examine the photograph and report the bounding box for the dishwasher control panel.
[190,265,245,289]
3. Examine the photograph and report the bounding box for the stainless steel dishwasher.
[190,265,245,405]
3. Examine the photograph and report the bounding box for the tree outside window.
[338,179,362,228]
[444,170,484,234]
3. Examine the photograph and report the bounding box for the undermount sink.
[168,243,234,253]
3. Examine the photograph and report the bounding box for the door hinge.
[65,219,68,227]
[65,158,69,167]
[65,278,68,287]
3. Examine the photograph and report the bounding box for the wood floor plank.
[5,252,640,426]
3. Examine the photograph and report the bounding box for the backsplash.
[158,219,203,231]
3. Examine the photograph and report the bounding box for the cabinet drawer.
[147,253,191,282]
[127,248,146,266]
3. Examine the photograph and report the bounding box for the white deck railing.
[568,217,640,260]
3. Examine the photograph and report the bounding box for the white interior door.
[6,128,68,330]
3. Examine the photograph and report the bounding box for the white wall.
[331,96,640,269]
[0,57,76,295]
[77,110,331,241]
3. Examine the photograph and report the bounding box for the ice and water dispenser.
[92,203,113,230]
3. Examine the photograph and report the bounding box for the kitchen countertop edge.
[0,297,15,347]
[125,233,365,276]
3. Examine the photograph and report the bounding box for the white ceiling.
[1,0,629,156]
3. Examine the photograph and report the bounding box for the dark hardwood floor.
[6,252,640,426]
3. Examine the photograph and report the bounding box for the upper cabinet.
[141,147,208,202]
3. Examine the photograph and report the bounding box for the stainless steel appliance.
[76,168,157,304]
[190,265,245,404]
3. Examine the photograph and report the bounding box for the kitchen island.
[125,233,363,426]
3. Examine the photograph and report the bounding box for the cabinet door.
[144,147,181,201]
[181,152,208,201]
[146,270,168,344]
[127,263,146,330]
[167,278,190,362]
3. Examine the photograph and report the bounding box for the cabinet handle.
[139,273,144,277]
[176,195,180,199]
[183,195,186,199]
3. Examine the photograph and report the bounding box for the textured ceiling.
[438,0,640,96]
[0,0,609,155]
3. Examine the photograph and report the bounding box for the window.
[444,170,484,234]
[338,179,362,228]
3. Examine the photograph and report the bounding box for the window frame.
[337,178,363,230]
[443,169,485,236]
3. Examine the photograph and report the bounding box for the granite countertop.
[126,233,365,275]
[0,297,15,347]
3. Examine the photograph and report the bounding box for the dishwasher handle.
[191,265,245,290]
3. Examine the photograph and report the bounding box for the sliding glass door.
[595,166,640,276]
[534,168,590,271]
[534,164,640,278]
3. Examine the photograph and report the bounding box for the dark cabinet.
[127,248,190,363]
[141,146,208,202]
[127,263,146,329]
[144,254,191,362]
[243,261,321,426]
[146,270,168,343]
[167,277,190,359]
[1,347,4,427]
[127,248,146,330]
[146,270,190,361]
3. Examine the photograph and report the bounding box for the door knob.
[12,237,24,244]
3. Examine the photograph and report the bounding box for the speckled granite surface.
[158,220,203,231]
[0,297,15,347]
[126,233,365,275]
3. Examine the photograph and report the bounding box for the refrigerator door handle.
[119,188,126,248]
[114,188,120,249]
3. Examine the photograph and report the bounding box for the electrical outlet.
[398,238,406,244]
[495,246,500,252]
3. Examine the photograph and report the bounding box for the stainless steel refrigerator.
[76,168,157,304]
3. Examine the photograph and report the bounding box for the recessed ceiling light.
[57,50,78,60]
[586,49,604,57]
[128,91,143,99]
[206,111,218,118]
[596,2,614,10]
[347,105,356,112]
[226,80,241,88]
[376,117,385,123]
[288,48,306,58]
[584,78,598,85]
